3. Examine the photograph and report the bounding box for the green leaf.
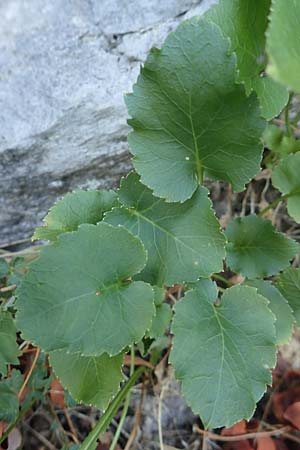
[17,223,155,356]
[252,77,289,121]
[0,311,20,376]
[245,279,294,344]
[105,173,226,285]
[206,0,270,90]
[272,153,300,223]
[0,259,9,279]
[205,0,288,119]
[226,215,299,278]
[0,370,22,423]
[267,0,300,93]
[50,351,124,410]
[126,18,265,202]
[277,268,300,327]
[33,189,117,241]
[170,280,276,429]
[147,288,172,339]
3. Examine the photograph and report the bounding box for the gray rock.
[0,0,216,245]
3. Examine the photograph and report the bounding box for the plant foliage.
[3,0,300,439]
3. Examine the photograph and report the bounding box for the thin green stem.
[258,193,290,217]
[78,362,144,450]
[109,347,135,450]
[292,110,300,127]
[212,273,233,287]
[285,92,294,137]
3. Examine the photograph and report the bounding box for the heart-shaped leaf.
[17,223,154,356]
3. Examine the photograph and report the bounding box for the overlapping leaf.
[147,287,172,339]
[170,280,276,428]
[0,370,22,423]
[267,0,300,93]
[272,153,300,223]
[277,268,300,327]
[17,223,154,356]
[245,280,294,344]
[126,18,266,202]
[0,311,20,376]
[105,173,226,285]
[226,215,299,278]
[252,76,289,120]
[50,351,124,410]
[206,0,288,119]
[33,189,117,241]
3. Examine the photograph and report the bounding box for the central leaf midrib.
[189,93,203,183]
[131,208,202,258]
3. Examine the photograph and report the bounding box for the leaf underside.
[126,18,265,202]
[105,172,226,286]
[170,280,276,429]
[17,223,155,356]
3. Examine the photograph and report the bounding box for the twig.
[64,408,79,443]
[124,355,154,370]
[195,425,290,442]
[0,238,32,248]
[168,293,178,304]
[124,381,145,450]
[18,347,41,400]
[0,284,16,293]
[23,422,56,450]
[202,430,207,450]
[157,385,167,450]
[258,193,290,217]
[261,421,300,445]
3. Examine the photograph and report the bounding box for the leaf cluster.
[2,0,300,434]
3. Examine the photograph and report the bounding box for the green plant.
[2,0,300,445]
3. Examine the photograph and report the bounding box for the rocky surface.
[0,0,216,245]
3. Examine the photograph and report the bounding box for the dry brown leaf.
[49,378,66,408]
[283,401,300,430]
[256,436,276,450]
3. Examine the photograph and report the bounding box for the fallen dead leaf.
[7,428,22,450]
[49,378,65,408]
[222,420,247,436]
[283,401,300,430]
[256,436,276,450]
